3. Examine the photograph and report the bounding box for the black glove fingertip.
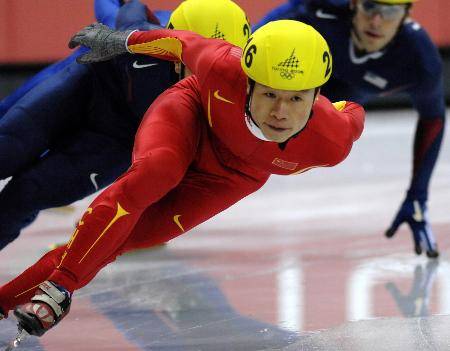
[426,249,439,259]
[385,228,396,238]
[414,244,422,255]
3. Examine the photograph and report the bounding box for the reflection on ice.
[285,315,450,351]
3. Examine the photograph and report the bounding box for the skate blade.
[3,327,28,350]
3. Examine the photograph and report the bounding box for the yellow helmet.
[241,20,332,91]
[167,0,251,49]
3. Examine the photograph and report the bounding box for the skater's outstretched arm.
[385,31,445,258]
[69,23,237,87]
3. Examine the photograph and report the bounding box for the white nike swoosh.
[90,173,99,191]
[132,61,159,69]
[316,9,337,19]
[363,71,388,89]
[0,176,12,193]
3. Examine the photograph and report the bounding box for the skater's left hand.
[69,23,158,64]
[69,23,133,63]
[385,198,439,258]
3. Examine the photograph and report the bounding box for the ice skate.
[13,281,71,337]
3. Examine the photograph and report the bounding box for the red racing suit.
[0,30,364,312]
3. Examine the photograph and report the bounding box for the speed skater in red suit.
[0,19,364,337]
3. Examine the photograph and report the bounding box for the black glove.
[68,23,134,64]
[385,198,439,258]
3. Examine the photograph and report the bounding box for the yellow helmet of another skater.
[167,0,251,49]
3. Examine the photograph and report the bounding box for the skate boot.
[426,247,439,258]
[13,281,71,336]
[0,307,5,320]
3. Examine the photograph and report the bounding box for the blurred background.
[0,0,449,108]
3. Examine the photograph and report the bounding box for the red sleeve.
[333,100,365,164]
[309,96,365,167]
[127,29,233,85]
[335,100,365,143]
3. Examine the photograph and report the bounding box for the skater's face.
[351,0,408,52]
[249,82,317,143]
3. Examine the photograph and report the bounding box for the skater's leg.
[121,168,269,253]
[0,50,86,118]
[0,99,194,313]
[44,87,202,293]
[0,246,66,315]
[0,165,267,317]
[6,87,202,335]
[0,62,91,179]
[0,142,267,334]
[0,244,121,317]
[0,131,131,250]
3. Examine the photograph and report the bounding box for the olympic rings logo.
[280,71,295,80]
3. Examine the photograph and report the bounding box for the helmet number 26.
[244,38,257,68]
